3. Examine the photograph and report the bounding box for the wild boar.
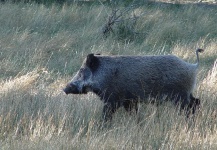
[64,49,203,122]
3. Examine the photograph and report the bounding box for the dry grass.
[0,1,217,149]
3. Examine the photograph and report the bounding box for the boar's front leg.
[102,101,120,122]
[123,100,138,114]
[98,91,120,122]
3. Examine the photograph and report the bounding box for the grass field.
[0,1,217,149]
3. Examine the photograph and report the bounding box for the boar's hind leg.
[102,102,120,122]
[187,94,200,114]
[175,93,200,117]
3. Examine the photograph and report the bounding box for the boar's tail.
[195,48,204,67]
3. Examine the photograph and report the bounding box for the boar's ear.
[86,53,99,71]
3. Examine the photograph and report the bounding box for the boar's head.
[63,54,100,94]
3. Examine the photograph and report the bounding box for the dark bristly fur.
[64,49,203,122]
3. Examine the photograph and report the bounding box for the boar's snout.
[63,83,80,94]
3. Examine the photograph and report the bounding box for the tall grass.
[0,1,217,149]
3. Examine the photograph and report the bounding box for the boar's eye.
[78,68,92,80]
[78,68,84,77]
[79,68,84,73]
